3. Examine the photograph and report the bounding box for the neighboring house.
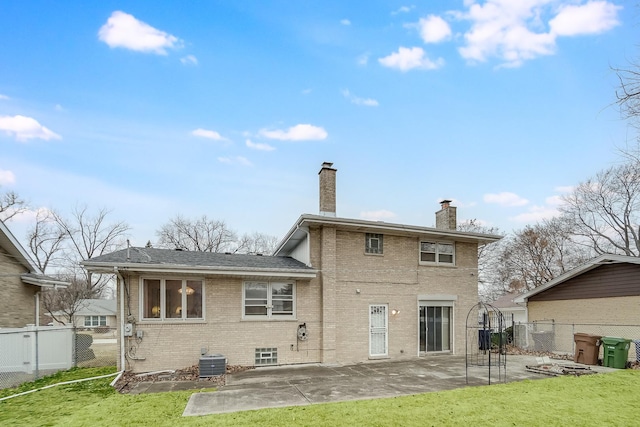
[0,219,69,327]
[514,254,640,325]
[490,292,527,325]
[82,162,501,372]
[48,299,117,328]
[514,254,640,355]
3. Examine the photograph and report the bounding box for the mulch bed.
[114,364,253,394]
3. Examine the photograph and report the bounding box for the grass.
[1,367,639,426]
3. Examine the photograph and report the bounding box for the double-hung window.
[142,278,204,320]
[84,316,107,327]
[365,233,383,254]
[420,241,455,265]
[244,281,295,318]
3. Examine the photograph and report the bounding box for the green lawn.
[1,367,639,426]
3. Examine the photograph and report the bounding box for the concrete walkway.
[175,355,615,416]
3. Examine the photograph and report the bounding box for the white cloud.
[180,55,198,65]
[510,205,559,223]
[550,1,621,36]
[0,169,16,185]
[357,52,370,66]
[246,139,275,151]
[360,210,397,221]
[418,15,452,43]
[301,88,313,95]
[54,104,66,112]
[341,19,351,26]
[554,185,574,194]
[191,128,227,141]
[0,115,61,142]
[483,192,529,207]
[217,156,252,166]
[0,94,9,100]
[392,6,415,15]
[456,0,621,68]
[378,47,444,72]
[98,11,182,55]
[342,89,379,107]
[259,124,328,141]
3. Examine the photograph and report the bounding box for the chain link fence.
[0,326,117,390]
[512,321,640,362]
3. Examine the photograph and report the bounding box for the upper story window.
[365,233,383,254]
[420,242,455,265]
[244,281,295,318]
[142,278,204,320]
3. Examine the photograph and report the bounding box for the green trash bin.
[601,337,632,369]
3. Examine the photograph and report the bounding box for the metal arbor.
[465,302,507,385]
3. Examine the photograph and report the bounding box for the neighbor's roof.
[50,299,117,317]
[82,247,317,279]
[275,214,503,256]
[514,254,640,304]
[0,220,69,288]
[490,292,526,310]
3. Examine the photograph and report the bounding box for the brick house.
[514,252,640,354]
[82,163,501,372]
[0,220,68,327]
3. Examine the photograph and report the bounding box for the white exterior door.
[369,304,388,357]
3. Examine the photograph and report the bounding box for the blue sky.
[0,1,636,247]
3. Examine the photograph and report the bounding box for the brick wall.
[116,226,480,372]
[528,296,640,325]
[0,247,37,327]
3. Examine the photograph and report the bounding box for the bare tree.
[496,218,590,292]
[0,189,28,221]
[560,160,640,256]
[156,215,238,252]
[614,60,640,123]
[53,206,130,296]
[41,277,94,326]
[27,209,67,272]
[458,219,505,301]
[236,232,280,255]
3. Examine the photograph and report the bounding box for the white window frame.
[242,281,296,319]
[419,241,455,265]
[365,233,383,254]
[84,316,107,327]
[140,277,205,321]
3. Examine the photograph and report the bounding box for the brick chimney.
[435,199,456,230]
[319,162,337,217]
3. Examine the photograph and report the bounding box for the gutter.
[83,263,317,278]
[114,267,126,372]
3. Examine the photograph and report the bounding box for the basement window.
[255,348,278,365]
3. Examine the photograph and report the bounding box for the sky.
[0,0,637,248]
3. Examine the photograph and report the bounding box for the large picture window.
[142,278,204,320]
[420,241,455,265]
[243,281,295,318]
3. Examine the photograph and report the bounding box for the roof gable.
[516,254,640,303]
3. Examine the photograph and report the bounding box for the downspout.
[114,267,126,372]
[297,225,312,267]
[35,291,40,326]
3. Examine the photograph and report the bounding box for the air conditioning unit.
[199,354,226,377]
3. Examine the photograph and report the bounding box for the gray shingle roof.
[84,247,313,271]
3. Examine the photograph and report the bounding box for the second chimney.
[435,199,456,230]
[319,162,337,217]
